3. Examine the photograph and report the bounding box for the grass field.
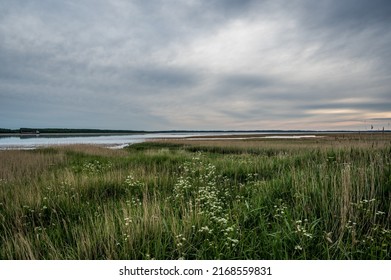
[0,133,390,259]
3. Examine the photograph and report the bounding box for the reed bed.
[0,134,390,259]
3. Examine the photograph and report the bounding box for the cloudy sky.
[1,0,390,131]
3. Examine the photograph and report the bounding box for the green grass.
[0,134,390,259]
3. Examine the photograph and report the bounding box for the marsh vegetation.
[0,133,390,259]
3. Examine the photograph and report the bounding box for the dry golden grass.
[57,144,129,157]
[158,132,391,151]
[0,150,65,182]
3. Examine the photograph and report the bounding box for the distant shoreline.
[1,130,390,151]
[0,132,148,137]
[1,127,390,136]
[1,131,390,141]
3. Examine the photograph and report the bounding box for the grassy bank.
[0,133,390,259]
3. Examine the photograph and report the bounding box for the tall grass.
[0,133,390,259]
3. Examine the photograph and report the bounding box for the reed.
[1,134,390,259]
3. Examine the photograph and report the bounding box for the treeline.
[0,128,16,134]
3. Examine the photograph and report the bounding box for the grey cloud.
[203,0,260,17]
[299,0,391,63]
[220,74,274,90]
[300,0,391,30]
[130,66,201,89]
[1,0,390,130]
[300,101,391,113]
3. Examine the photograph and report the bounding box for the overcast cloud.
[1,0,390,130]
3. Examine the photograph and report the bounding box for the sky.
[1,0,391,131]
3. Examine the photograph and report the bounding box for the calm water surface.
[0,132,253,150]
[0,132,318,150]
[0,133,192,149]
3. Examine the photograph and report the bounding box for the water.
[0,133,194,150]
[0,132,319,150]
[0,132,247,150]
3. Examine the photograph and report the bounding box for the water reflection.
[0,132,218,149]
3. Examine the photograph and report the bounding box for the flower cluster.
[80,160,113,174]
[125,174,142,188]
[273,202,288,219]
[124,217,133,226]
[175,234,186,248]
[345,220,357,230]
[125,197,142,207]
[173,155,240,251]
[294,220,313,239]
